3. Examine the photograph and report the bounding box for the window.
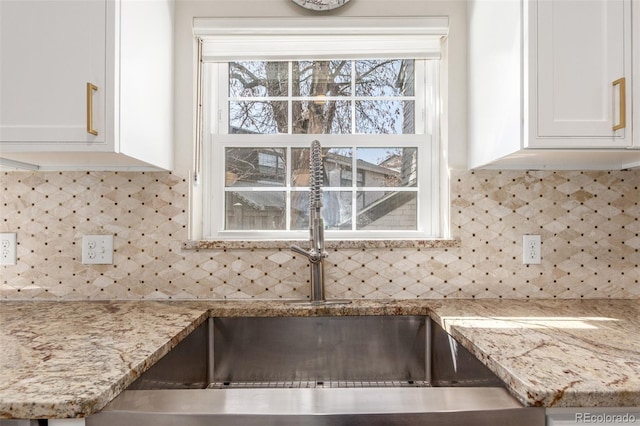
[195,18,447,240]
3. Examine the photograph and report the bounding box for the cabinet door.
[0,0,106,144]
[532,0,631,147]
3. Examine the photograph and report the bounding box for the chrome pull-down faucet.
[291,140,328,304]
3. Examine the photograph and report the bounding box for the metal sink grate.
[208,380,431,389]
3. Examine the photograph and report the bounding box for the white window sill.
[182,239,459,250]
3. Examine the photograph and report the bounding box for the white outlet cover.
[82,235,114,265]
[0,232,17,266]
[523,234,541,264]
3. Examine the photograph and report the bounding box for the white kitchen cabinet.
[468,0,640,169]
[532,0,631,147]
[0,0,174,171]
[0,1,106,145]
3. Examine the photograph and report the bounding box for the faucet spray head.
[310,140,323,210]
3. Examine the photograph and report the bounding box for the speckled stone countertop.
[1,299,639,419]
[0,301,211,419]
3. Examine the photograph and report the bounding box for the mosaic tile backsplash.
[1,169,638,300]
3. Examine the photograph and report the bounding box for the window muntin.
[204,58,438,240]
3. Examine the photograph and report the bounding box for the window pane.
[294,60,352,97]
[225,148,286,187]
[230,101,288,134]
[291,148,353,188]
[356,191,417,230]
[229,61,288,98]
[291,190,352,231]
[291,190,308,230]
[292,100,351,134]
[355,59,414,96]
[225,191,285,230]
[356,148,417,187]
[355,100,415,134]
[324,191,353,230]
[325,148,354,187]
[291,148,311,187]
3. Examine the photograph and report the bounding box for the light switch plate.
[0,233,17,265]
[82,235,113,265]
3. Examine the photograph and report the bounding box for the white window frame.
[194,17,448,241]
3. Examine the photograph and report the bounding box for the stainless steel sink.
[87,316,544,426]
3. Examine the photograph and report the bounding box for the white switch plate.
[0,233,17,265]
[82,235,113,265]
[523,234,541,264]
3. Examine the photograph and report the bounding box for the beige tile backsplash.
[1,169,638,300]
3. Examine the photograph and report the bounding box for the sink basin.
[87,315,544,426]
[125,315,503,390]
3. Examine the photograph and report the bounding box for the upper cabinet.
[0,1,107,146]
[532,0,630,147]
[0,0,174,171]
[468,0,640,169]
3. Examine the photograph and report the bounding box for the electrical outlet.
[0,233,17,266]
[523,235,541,264]
[82,235,113,265]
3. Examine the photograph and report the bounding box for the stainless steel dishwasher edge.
[87,316,545,426]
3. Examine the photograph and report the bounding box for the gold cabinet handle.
[612,77,626,131]
[86,82,98,136]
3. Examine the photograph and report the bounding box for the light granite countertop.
[0,299,639,419]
